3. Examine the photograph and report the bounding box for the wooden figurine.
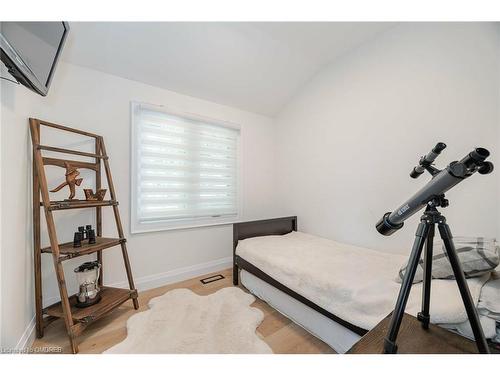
[50,162,83,200]
[84,188,107,201]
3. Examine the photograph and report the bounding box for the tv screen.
[0,22,69,96]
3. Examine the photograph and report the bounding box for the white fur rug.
[104,287,273,354]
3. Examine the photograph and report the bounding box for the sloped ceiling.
[62,22,395,116]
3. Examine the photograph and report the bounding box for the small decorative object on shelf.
[88,229,96,244]
[84,188,107,201]
[78,226,85,239]
[73,232,82,248]
[50,162,83,200]
[73,225,96,247]
[74,261,102,308]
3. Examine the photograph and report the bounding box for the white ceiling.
[62,22,395,116]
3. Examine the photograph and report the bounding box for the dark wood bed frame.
[232,216,368,336]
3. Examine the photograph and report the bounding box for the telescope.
[376,143,494,236]
[376,142,494,354]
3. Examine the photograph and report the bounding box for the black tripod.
[383,196,490,354]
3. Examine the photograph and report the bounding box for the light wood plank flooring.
[31,268,335,354]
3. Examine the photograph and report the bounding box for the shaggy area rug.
[104,287,273,354]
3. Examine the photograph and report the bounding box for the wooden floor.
[31,268,335,354]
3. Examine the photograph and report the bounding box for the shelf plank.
[38,144,105,159]
[41,237,125,260]
[44,287,136,324]
[41,200,117,210]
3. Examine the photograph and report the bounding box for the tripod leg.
[418,224,434,329]
[438,222,490,354]
[384,221,429,353]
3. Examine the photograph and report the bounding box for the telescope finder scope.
[410,142,447,178]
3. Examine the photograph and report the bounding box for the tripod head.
[376,142,494,236]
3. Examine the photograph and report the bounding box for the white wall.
[274,23,500,255]
[0,62,278,348]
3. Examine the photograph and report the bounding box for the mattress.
[236,231,497,338]
[241,270,361,353]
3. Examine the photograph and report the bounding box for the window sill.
[130,216,240,234]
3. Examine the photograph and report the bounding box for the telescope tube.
[376,147,492,236]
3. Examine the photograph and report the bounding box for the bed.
[232,216,500,353]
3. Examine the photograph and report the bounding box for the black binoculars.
[73,225,96,247]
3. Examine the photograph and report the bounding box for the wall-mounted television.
[0,22,69,96]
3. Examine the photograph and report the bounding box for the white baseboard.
[15,315,36,352]
[16,256,233,350]
[110,256,233,291]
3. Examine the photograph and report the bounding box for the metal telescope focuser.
[376,143,494,236]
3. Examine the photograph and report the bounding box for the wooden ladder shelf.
[30,118,139,353]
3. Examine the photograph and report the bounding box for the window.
[131,103,241,233]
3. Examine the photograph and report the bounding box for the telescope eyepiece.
[433,142,447,153]
[470,148,490,162]
[459,147,492,174]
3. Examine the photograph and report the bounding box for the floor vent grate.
[200,274,225,284]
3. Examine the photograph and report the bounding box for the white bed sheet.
[236,231,494,336]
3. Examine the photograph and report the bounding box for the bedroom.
[1,1,500,371]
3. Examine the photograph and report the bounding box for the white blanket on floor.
[236,231,492,334]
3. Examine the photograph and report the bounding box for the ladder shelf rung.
[34,118,101,139]
[43,157,99,171]
[37,144,107,159]
[41,200,118,210]
[41,237,126,261]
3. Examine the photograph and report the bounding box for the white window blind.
[131,103,240,232]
